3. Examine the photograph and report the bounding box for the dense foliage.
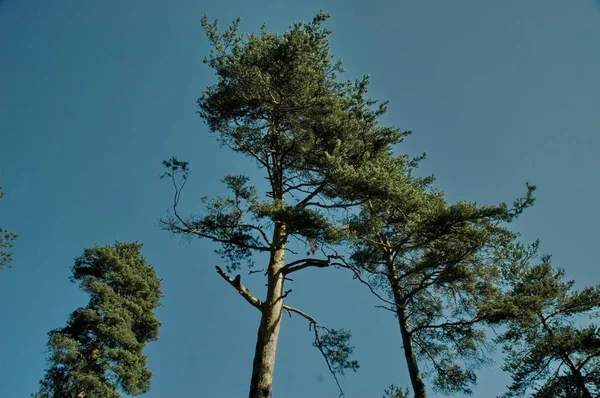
[161,11,417,398]
[494,250,600,398]
[33,242,162,398]
[347,176,535,397]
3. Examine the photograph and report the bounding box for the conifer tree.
[495,254,600,398]
[346,179,535,397]
[160,12,411,398]
[33,242,162,398]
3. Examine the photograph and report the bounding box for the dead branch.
[215,266,262,310]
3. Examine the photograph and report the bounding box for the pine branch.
[305,200,366,209]
[282,304,347,398]
[162,164,271,252]
[411,316,484,334]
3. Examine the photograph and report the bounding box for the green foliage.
[382,384,410,398]
[33,242,163,398]
[162,11,415,259]
[313,328,359,375]
[160,12,420,395]
[348,180,536,395]
[198,12,408,191]
[0,186,17,271]
[494,257,600,398]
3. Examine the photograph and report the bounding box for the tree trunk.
[539,315,592,398]
[248,223,287,398]
[385,254,428,398]
[562,353,592,397]
[395,303,428,398]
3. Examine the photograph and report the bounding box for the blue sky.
[1,1,599,397]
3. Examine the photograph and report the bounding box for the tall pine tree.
[346,177,535,397]
[160,12,412,398]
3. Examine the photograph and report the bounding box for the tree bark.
[385,254,428,398]
[248,223,287,398]
[396,303,428,398]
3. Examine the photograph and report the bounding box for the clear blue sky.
[1,1,599,397]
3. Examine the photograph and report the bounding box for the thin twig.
[282,304,347,397]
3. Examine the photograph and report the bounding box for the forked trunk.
[248,223,287,398]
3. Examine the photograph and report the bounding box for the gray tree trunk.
[248,223,287,398]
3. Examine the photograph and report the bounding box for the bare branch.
[296,182,327,208]
[215,266,262,310]
[282,304,317,324]
[283,258,332,274]
[329,254,398,308]
[240,222,272,247]
[577,350,600,371]
[375,305,396,313]
[305,200,366,209]
[276,289,293,302]
[283,181,320,194]
[347,265,397,307]
[249,268,268,275]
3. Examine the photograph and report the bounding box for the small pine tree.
[33,242,163,398]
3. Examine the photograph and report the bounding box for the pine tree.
[495,254,600,398]
[346,178,535,398]
[33,242,163,398]
[0,186,17,271]
[160,12,411,398]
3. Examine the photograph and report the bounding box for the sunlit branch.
[215,265,262,310]
[331,255,397,308]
